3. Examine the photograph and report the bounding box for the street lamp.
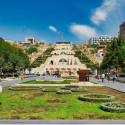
[81,52,82,61]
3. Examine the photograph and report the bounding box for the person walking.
[21,71,24,81]
[102,73,105,82]
[113,73,116,83]
[97,74,100,82]
[107,74,110,82]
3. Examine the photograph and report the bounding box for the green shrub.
[56,90,72,94]
[101,102,125,113]
[71,87,87,92]
[9,86,40,91]
[79,93,115,102]
[61,87,71,90]
[42,88,59,92]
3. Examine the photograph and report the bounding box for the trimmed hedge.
[79,93,115,102]
[56,90,72,94]
[42,88,59,92]
[101,102,125,113]
[9,86,41,91]
[71,87,87,92]
[61,87,71,90]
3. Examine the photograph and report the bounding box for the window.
[59,58,67,62]
[60,52,66,55]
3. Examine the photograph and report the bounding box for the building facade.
[96,45,107,58]
[25,37,36,45]
[89,35,118,47]
[119,21,125,40]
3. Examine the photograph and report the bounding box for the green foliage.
[101,36,125,70]
[25,46,37,54]
[0,38,30,73]
[91,44,99,48]
[100,41,106,45]
[101,102,125,113]
[56,90,72,94]
[71,87,87,92]
[42,88,59,92]
[79,94,115,102]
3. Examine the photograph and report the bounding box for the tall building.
[119,21,125,39]
[89,35,118,47]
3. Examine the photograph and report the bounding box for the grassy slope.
[0,86,125,119]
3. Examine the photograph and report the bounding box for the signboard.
[79,69,90,82]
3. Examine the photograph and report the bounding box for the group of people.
[97,73,116,83]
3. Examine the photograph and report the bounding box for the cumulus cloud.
[70,23,98,40]
[91,0,117,25]
[49,26,57,32]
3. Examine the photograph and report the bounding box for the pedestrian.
[113,73,116,83]
[21,71,24,81]
[97,74,100,82]
[102,73,105,82]
[107,74,110,82]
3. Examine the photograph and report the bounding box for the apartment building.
[119,21,125,40]
[89,35,118,47]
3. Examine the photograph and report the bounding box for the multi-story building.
[25,37,36,45]
[119,21,125,40]
[89,35,118,47]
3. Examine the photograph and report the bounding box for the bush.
[42,88,59,92]
[101,102,125,113]
[9,86,40,91]
[79,93,115,102]
[71,87,87,92]
[61,87,71,90]
[56,90,72,94]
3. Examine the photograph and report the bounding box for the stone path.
[90,77,125,93]
[0,120,125,124]
[0,76,40,88]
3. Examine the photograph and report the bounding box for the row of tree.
[0,38,31,77]
[25,46,38,55]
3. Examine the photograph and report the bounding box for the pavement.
[0,76,41,88]
[0,120,125,124]
[90,77,125,93]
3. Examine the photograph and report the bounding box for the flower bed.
[65,85,79,88]
[9,86,41,91]
[71,87,87,92]
[56,90,72,94]
[79,94,115,102]
[101,102,125,113]
[42,88,59,92]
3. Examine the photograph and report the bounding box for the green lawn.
[0,86,125,119]
[19,80,73,84]
[91,81,98,84]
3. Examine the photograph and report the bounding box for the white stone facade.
[30,42,89,76]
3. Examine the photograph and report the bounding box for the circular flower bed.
[101,102,125,113]
[56,90,72,94]
[9,86,41,91]
[79,93,115,102]
[42,88,59,92]
[71,87,87,92]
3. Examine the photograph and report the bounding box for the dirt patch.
[20,96,34,100]
[33,93,44,97]
[73,117,83,120]
[29,116,40,119]
[10,116,20,119]
[68,106,73,108]
[10,105,14,107]
[47,99,67,103]
[57,117,66,120]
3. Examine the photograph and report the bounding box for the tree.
[100,41,106,45]
[16,60,25,72]
[0,57,4,69]
[9,54,20,77]
[2,62,13,73]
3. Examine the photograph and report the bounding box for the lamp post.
[81,53,82,61]
[42,54,43,64]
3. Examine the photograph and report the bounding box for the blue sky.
[0,0,125,44]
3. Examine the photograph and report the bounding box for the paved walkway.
[0,120,125,125]
[90,77,125,93]
[0,76,41,88]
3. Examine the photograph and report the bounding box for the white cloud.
[91,0,117,25]
[49,26,57,32]
[70,23,98,40]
